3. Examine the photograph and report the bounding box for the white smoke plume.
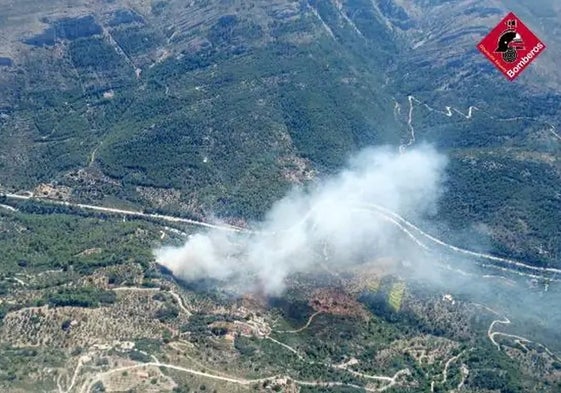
[154,144,448,295]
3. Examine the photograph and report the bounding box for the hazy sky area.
[154,144,448,295]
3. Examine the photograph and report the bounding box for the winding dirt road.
[275,311,323,334]
[77,350,409,393]
[112,286,192,316]
[400,94,558,152]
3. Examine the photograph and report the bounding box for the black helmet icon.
[495,30,523,63]
[495,31,520,52]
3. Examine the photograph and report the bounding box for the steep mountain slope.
[0,0,559,266]
[0,0,402,219]
[359,0,561,265]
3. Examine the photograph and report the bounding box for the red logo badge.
[477,12,546,81]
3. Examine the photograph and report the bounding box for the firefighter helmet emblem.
[494,19,525,63]
[478,12,546,80]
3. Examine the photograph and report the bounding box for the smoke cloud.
[154,144,448,295]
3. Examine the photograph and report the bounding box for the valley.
[0,0,560,392]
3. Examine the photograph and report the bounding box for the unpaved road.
[275,311,322,334]
[0,203,17,212]
[400,94,558,152]
[113,286,192,316]
[78,356,408,393]
[79,361,280,393]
